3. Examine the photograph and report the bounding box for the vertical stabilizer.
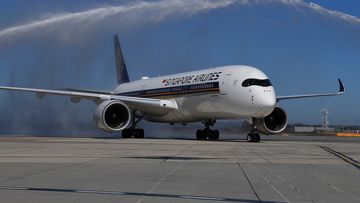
[114,34,130,84]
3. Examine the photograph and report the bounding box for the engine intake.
[253,107,288,134]
[93,100,131,132]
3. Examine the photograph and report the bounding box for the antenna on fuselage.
[114,34,130,84]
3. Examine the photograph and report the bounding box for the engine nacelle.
[93,100,131,132]
[253,107,288,135]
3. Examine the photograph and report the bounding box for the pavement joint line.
[265,165,310,201]
[302,163,360,201]
[319,146,360,170]
[328,183,360,201]
[0,156,103,184]
[244,146,271,164]
[237,162,261,202]
[250,164,290,203]
[309,173,360,201]
[160,143,197,164]
[305,163,360,201]
[136,163,183,203]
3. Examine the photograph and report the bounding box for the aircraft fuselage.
[113,65,276,123]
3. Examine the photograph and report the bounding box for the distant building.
[294,126,315,133]
[294,126,335,133]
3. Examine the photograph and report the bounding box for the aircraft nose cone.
[264,94,276,107]
[254,88,276,116]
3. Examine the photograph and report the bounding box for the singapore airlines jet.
[0,35,345,142]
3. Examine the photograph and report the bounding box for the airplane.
[0,35,345,142]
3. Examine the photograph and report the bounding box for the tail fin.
[114,34,130,84]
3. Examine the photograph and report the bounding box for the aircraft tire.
[247,133,255,142]
[206,130,214,140]
[214,130,220,140]
[247,133,260,142]
[247,133,252,142]
[196,130,207,140]
[122,129,131,138]
[196,130,202,140]
[135,129,145,139]
[254,133,260,142]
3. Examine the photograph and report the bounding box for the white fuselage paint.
[113,65,276,123]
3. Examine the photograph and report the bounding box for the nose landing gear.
[247,123,260,142]
[247,132,260,142]
[196,119,220,140]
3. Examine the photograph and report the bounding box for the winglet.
[114,34,130,84]
[338,79,345,94]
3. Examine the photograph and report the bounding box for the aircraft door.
[220,74,232,95]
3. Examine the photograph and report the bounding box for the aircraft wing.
[0,86,178,116]
[276,79,345,102]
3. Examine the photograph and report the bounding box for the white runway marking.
[180,195,225,201]
[250,164,290,203]
[136,164,183,203]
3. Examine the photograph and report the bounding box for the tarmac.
[0,135,359,203]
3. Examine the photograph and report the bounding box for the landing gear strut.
[122,110,145,138]
[196,119,220,140]
[247,123,260,142]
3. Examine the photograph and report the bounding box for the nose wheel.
[196,119,220,140]
[247,121,260,142]
[247,133,260,142]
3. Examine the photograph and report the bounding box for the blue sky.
[0,0,359,135]
[304,0,360,18]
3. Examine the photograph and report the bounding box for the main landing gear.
[196,119,220,140]
[122,111,145,138]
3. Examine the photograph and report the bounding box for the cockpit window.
[242,78,272,87]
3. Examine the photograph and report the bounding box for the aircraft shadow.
[0,185,283,203]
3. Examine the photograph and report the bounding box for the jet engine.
[93,100,131,132]
[253,107,288,135]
